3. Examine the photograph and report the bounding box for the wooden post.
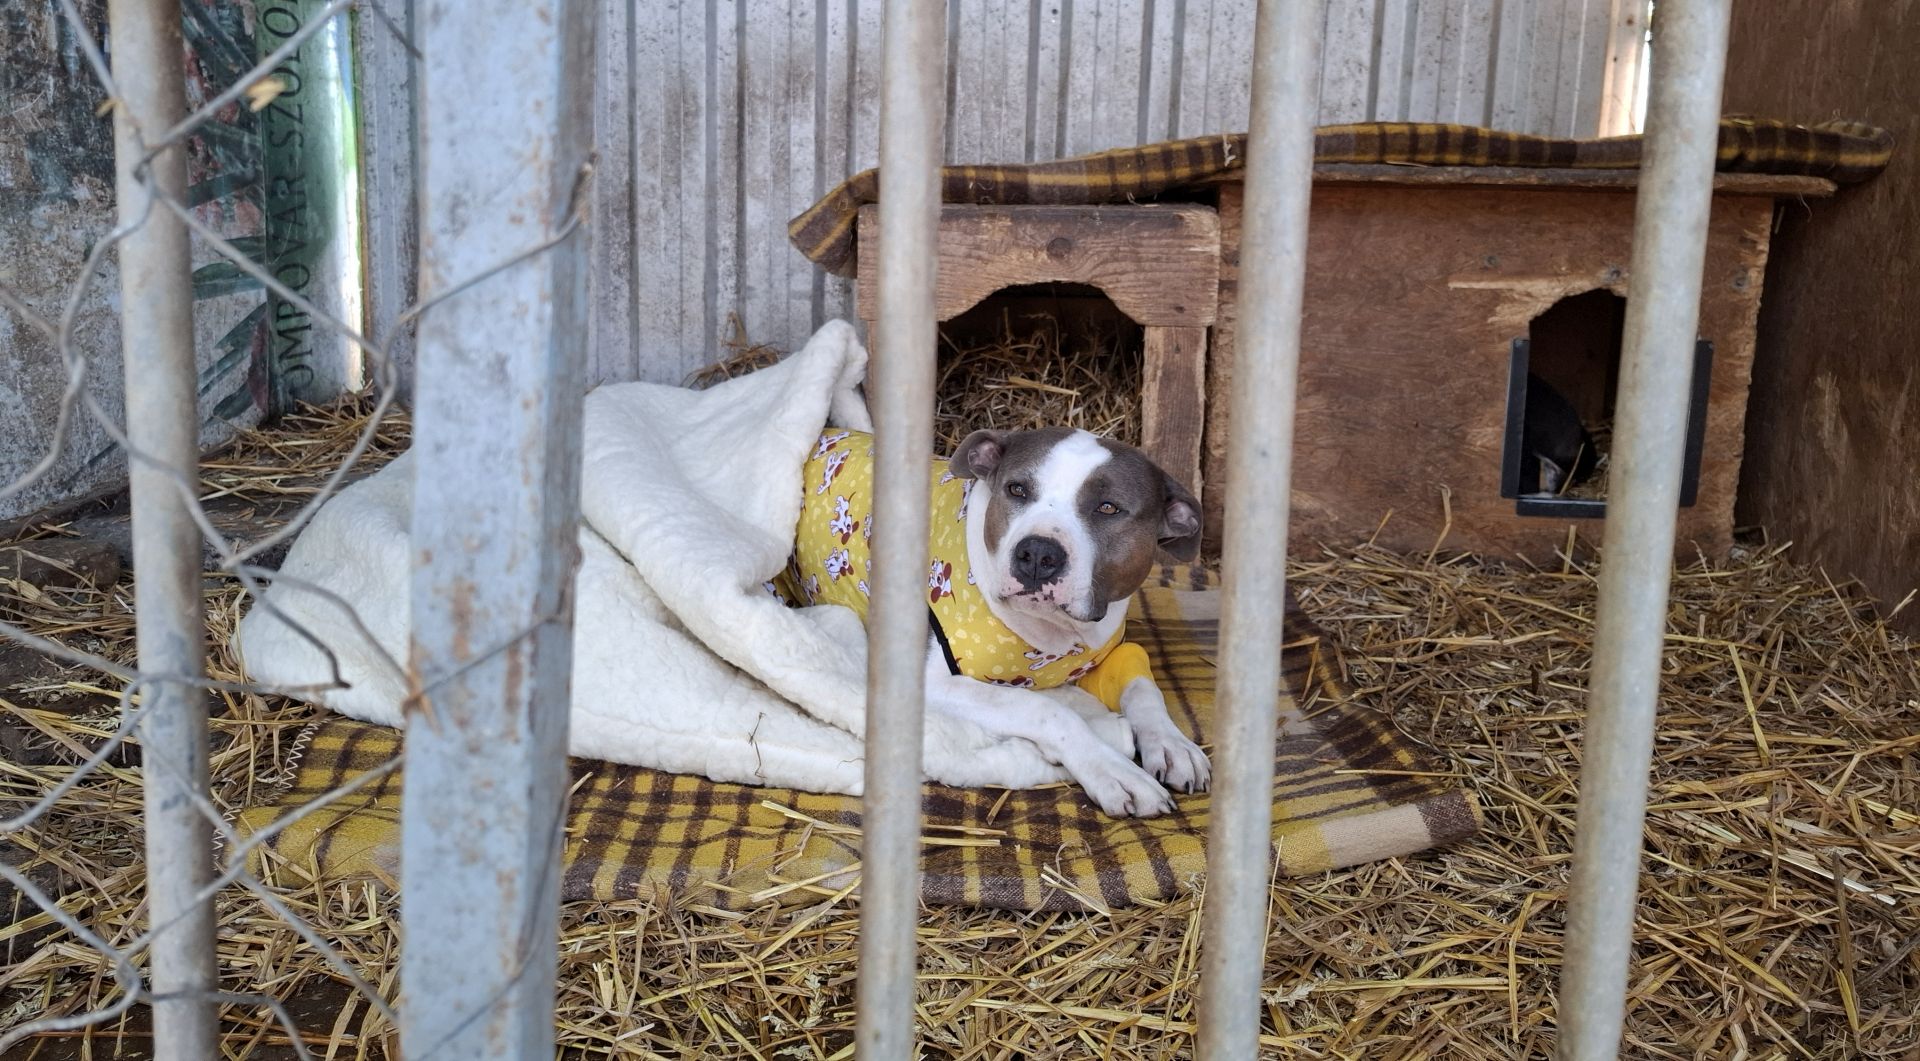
[1139,326,1208,495]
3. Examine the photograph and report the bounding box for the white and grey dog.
[930,427,1211,817]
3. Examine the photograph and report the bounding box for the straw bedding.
[3,338,1918,1057]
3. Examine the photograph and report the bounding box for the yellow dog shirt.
[769,430,1152,710]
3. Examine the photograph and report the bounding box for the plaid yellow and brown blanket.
[789,118,1895,276]
[233,568,1480,912]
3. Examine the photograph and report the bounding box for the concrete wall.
[0,1,360,522]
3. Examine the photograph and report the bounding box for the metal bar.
[855,0,945,1055]
[398,0,594,1056]
[1196,0,1324,1057]
[1556,3,1733,1058]
[107,1,217,1056]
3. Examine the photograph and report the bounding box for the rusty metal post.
[107,1,216,1056]
[398,0,595,1056]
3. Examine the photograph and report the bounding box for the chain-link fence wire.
[0,1,590,1053]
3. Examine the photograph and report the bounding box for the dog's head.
[949,427,1201,624]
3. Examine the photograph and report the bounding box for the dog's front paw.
[1118,680,1210,794]
[1133,720,1211,794]
[1065,745,1176,818]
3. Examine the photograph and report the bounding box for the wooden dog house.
[854,167,1836,561]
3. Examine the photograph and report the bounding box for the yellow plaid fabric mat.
[232,567,1480,912]
[790,118,1895,276]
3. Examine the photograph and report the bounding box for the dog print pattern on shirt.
[771,430,1152,709]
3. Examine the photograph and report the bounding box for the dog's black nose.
[1011,535,1067,589]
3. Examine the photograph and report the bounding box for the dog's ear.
[949,430,1006,480]
[1159,474,1203,562]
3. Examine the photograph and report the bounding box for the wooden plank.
[1723,3,1920,635]
[1204,180,1771,562]
[591,0,635,382]
[855,204,1221,328]
[1596,0,1648,135]
[1140,325,1208,502]
[1202,181,1242,557]
[1318,0,1378,123]
[1553,0,1604,137]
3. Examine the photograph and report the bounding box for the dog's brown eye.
[1006,482,1028,499]
[1095,501,1121,516]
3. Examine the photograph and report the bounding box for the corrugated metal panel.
[584,0,1651,383]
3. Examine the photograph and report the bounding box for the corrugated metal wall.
[587,0,1650,384]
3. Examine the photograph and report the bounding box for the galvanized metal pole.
[107,2,217,1057]
[399,0,593,1057]
[856,0,945,1055]
[1557,3,1733,1058]
[1196,1,1323,1058]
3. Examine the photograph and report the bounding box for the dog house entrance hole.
[933,283,1145,457]
[1500,288,1713,518]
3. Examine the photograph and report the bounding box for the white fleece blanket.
[235,321,1131,794]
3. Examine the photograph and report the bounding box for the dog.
[1521,373,1601,497]
[773,426,1209,818]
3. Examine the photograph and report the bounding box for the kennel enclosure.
[7,1,1914,1059]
